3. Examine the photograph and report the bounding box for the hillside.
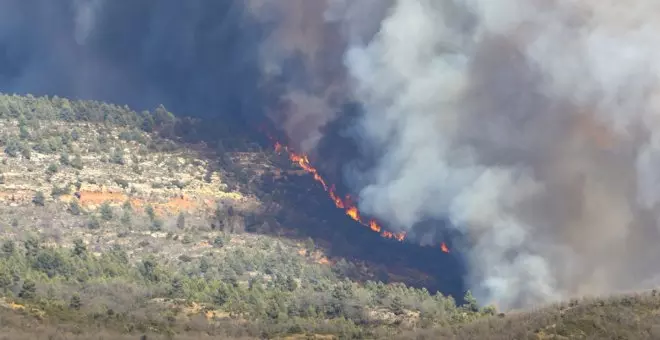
[0,93,492,339]
[3,94,656,340]
[397,290,660,340]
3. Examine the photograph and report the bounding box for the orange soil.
[59,190,216,216]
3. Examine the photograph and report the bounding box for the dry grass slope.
[395,290,660,339]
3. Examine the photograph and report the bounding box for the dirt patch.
[78,191,128,206]
[57,190,218,216]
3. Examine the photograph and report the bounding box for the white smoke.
[337,0,660,309]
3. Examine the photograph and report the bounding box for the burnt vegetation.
[0,93,656,339]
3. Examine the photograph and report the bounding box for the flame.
[272,141,450,252]
[441,242,450,253]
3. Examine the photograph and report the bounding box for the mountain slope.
[0,93,489,339]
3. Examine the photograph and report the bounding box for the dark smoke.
[0,0,263,128]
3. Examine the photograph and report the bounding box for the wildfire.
[441,242,450,253]
[273,141,450,253]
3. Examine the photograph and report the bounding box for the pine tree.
[199,258,209,274]
[463,290,479,312]
[286,276,298,292]
[72,239,87,257]
[391,296,405,315]
[69,294,82,310]
[1,240,15,257]
[99,202,113,221]
[19,280,36,300]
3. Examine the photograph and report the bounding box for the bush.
[114,178,129,189]
[87,217,101,230]
[46,163,58,175]
[68,200,82,215]
[4,139,19,157]
[70,154,84,169]
[122,199,133,211]
[171,180,187,189]
[19,123,29,140]
[99,202,113,221]
[110,149,125,165]
[145,205,155,220]
[213,236,225,248]
[72,239,87,257]
[20,144,31,159]
[59,152,70,165]
[51,185,70,198]
[32,191,45,206]
[176,212,185,229]
[120,211,131,226]
[150,219,163,232]
[69,294,82,310]
[70,129,80,141]
[18,280,37,300]
[1,240,15,257]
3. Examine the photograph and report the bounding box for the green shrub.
[70,154,83,169]
[68,200,82,215]
[51,185,70,198]
[32,191,45,206]
[145,205,155,220]
[87,217,101,230]
[59,152,70,165]
[46,163,58,175]
[176,212,185,229]
[110,149,125,165]
[114,178,129,189]
[150,219,163,232]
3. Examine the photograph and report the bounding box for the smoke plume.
[2,0,660,310]
[340,0,660,309]
[0,0,263,126]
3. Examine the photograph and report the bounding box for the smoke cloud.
[0,0,263,127]
[341,0,660,309]
[2,0,660,311]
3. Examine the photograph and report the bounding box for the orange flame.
[441,242,450,253]
[272,141,450,253]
